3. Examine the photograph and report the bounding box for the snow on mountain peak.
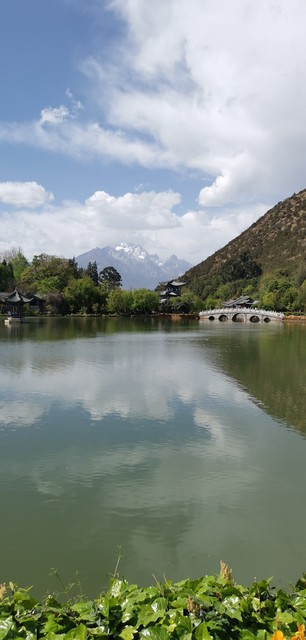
[115,243,147,260]
[76,243,192,289]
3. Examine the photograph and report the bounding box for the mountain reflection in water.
[204,323,306,435]
[0,318,306,597]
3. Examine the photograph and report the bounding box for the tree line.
[2,247,305,314]
[0,249,202,315]
[187,251,306,313]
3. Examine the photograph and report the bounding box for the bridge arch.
[208,315,215,321]
[232,312,245,323]
[249,315,260,323]
[219,314,228,322]
[263,316,271,323]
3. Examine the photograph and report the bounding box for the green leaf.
[174,614,194,639]
[110,579,128,598]
[276,611,296,624]
[13,589,37,610]
[140,626,169,640]
[0,616,16,640]
[71,600,95,621]
[194,621,212,640]
[23,630,37,640]
[239,632,257,640]
[120,625,136,640]
[136,605,165,628]
[216,596,242,621]
[151,598,168,613]
[64,624,87,639]
[42,613,67,634]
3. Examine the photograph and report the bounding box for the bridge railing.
[199,307,284,319]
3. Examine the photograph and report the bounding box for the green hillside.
[183,189,306,311]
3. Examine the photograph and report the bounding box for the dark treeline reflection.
[204,323,306,435]
[0,316,199,343]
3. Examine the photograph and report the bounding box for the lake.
[0,317,306,598]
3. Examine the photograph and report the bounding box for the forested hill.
[183,188,306,302]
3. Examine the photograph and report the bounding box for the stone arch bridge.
[199,307,284,324]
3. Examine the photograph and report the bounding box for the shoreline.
[284,315,306,322]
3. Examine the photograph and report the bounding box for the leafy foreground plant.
[1,563,306,639]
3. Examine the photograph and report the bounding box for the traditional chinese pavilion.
[0,289,33,320]
[159,280,186,303]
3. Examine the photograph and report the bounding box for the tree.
[220,252,262,283]
[43,292,68,315]
[131,289,160,314]
[99,266,122,290]
[107,289,133,315]
[85,261,99,285]
[63,276,102,314]
[20,254,81,294]
[0,261,14,290]
[67,257,81,279]
[295,280,306,311]
[1,248,28,285]
[169,292,202,314]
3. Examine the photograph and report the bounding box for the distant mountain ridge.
[75,243,192,290]
[183,188,306,297]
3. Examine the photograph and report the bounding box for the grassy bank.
[1,564,306,639]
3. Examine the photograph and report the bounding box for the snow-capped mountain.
[75,243,192,290]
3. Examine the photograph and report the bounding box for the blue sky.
[1,0,306,265]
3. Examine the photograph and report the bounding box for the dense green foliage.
[183,189,306,311]
[1,249,29,286]
[0,250,202,316]
[0,261,14,291]
[192,270,306,313]
[1,570,306,639]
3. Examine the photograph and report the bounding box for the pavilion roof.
[224,295,255,307]
[4,289,33,304]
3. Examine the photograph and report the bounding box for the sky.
[1,0,306,266]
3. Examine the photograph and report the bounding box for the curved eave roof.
[4,290,33,304]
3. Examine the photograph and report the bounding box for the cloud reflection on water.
[1,323,304,593]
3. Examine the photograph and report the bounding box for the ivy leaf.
[136,606,165,628]
[194,621,212,640]
[120,625,136,640]
[71,600,96,622]
[64,623,87,639]
[239,631,257,640]
[140,626,169,640]
[0,616,17,640]
[276,611,296,624]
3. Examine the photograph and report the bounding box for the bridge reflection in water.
[199,307,284,323]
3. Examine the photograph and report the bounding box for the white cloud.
[40,106,70,126]
[0,181,54,208]
[1,0,306,261]
[0,118,171,166]
[86,0,306,203]
[85,190,181,229]
[0,182,265,264]
[1,0,305,211]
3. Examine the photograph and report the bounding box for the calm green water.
[0,317,306,597]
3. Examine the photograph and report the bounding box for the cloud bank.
[0,182,265,263]
[1,0,306,262]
